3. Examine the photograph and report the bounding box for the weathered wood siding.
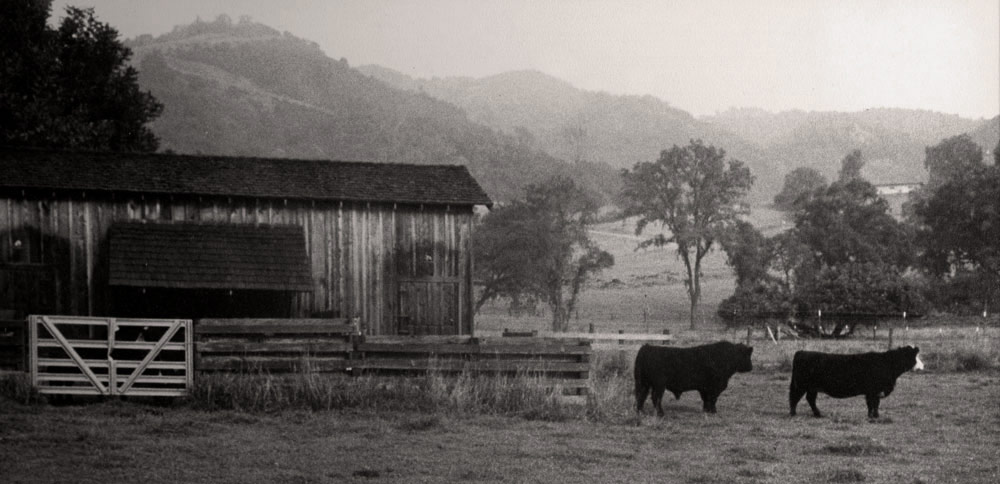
[0,191,475,335]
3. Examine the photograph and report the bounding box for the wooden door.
[397,279,459,335]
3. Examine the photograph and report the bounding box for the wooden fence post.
[746,326,752,345]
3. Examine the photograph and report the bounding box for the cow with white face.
[790,345,924,419]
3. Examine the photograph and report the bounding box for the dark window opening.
[110,287,294,319]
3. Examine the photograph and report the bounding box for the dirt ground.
[2,370,997,484]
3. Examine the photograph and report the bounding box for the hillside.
[704,108,997,185]
[357,66,778,200]
[127,17,620,204]
[360,64,998,197]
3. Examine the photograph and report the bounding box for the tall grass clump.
[585,349,635,422]
[191,366,573,419]
[423,369,570,420]
[922,344,998,372]
[0,372,41,405]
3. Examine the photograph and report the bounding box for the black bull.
[634,341,754,415]
[789,345,924,419]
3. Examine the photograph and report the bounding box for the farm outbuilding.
[0,148,491,335]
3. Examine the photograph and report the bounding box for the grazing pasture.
[2,355,997,483]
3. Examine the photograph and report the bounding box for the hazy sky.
[52,0,1000,119]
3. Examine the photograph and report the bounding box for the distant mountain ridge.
[703,108,997,184]
[359,64,999,196]
[126,16,621,204]
[357,65,774,191]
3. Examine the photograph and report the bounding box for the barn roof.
[0,148,492,207]
[108,222,313,291]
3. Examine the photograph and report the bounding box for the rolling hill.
[357,65,779,199]
[126,17,621,204]
[359,65,999,199]
[704,108,998,185]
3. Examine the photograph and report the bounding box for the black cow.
[634,341,753,415]
[789,345,924,419]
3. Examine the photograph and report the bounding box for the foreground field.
[2,369,997,484]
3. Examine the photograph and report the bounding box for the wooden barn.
[0,148,492,335]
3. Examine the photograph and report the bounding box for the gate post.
[108,318,117,397]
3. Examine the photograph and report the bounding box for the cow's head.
[735,344,754,373]
[900,345,924,371]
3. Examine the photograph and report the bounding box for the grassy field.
[2,367,997,484]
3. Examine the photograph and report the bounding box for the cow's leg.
[651,385,666,417]
[865,394,880,419]
[635,380,651,414]
[789,381,806,416]
[806,390,822,417]
[698,390,718,413]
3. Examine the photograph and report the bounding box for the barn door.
[29,315,192,396]
[397,280,459,335]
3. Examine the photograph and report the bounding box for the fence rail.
[484,328,673,349]
[354,335,590,394]
[194,318,356,373]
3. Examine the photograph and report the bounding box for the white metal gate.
[29,315,192,397]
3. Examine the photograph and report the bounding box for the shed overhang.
[108,223,313,292]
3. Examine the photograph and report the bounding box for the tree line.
[720,135,999,334]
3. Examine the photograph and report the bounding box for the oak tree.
[621,139,753,329]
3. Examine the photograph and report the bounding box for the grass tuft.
[396,415,442,432]
[826,469,867,482]
[0,372,41,405]
[953,349,992,372]
[822,438,890,456]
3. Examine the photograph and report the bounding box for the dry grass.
[2,371,997,483]
[190,369,569,420]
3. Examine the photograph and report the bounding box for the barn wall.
[0,191,475,335]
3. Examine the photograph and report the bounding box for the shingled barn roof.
[0,148,492,207]
[108,223,313,291]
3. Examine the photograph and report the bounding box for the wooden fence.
[194,319,356,373]
[193,320,591,394]
[355,335,591,394]
[0,319,27,371]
